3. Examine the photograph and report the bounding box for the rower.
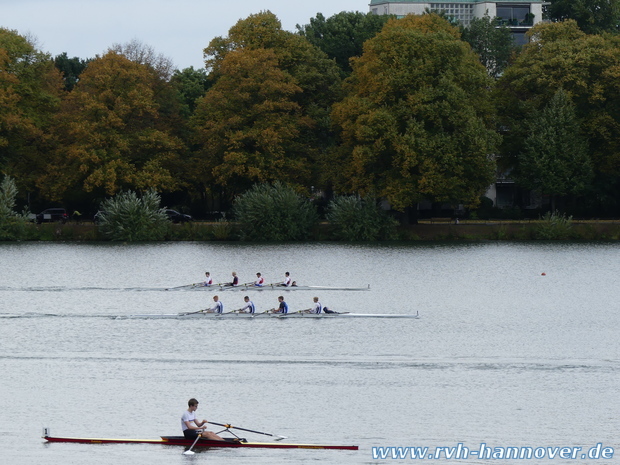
[205,295,224,313]
[310,296,322,314]
[239,296,255,314]
[227,271,239,287]
[203,272,213,287]
[273,296,288,314]
[181,398,224,441]
[254,272,264,287]
[279,272,292,287]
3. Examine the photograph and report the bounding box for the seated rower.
[273,296,288,314]
[309,296,322,314]
[205,295,224,313]
[278,272,292,287]
[254,272,264,287]
[239,296,255,314]
[203,272,213,287]
[182,398,224,441]
[226,271,239,287]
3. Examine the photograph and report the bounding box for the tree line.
[2,2,620,220]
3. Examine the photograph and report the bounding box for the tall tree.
[460,13,518,79]
[40,51,183,201]
[192,48,309,195]
[545,0,620,34]
[195,11,342,201]
[296,11,392,75]
[331,14,498,212]
[54,52,90,91]
[0,28,63,204]
[496,21,620,187]
[517,89,592,211]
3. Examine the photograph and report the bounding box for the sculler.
[279,272,292,287]
[182,398,224,441]
[310,297,322,314]
[205,295,224,314]
[226,271,239,287]
[203,272,213,287]
[273,296,288,314]
[239,296,256,314]
[254,273,265,287]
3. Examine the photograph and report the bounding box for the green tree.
[192,48,309,196]
[296,11,392,75]
[517,89,592,211]
[196,11,342,202]
[545,0,620,34]
[232,182,318,241]
[326,195,397,241]
[97,190,169,241]
[54,52,90,91]
[41,51,184,201]
[170,67,210,116]
[495,21,620,212]
[0,175,30,240]
[460,13,517,79]
[0,28,63,201]
[331,14,498,213]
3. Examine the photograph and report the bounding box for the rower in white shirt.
[205,295,224,313]
[310,296,322,314]
[279,272,292,287]
[203,272,213,287]
[239,296,256,314]
[254,272,265,287]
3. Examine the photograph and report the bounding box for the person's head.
[285,272,289,276]
[256,272,261,277]
[232,271,237,276]
[278,296,284,302]
[205,272,210,276]
[213,295,219,301]
[244,296,249,302]
[313,297,319,302]
[188,398,199,408]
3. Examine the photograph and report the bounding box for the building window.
[496,5,533,26]
[429,3,474,26]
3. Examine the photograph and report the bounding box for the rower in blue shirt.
[274,296,288,314]
[240,296,255,314]
[206,295,224,313]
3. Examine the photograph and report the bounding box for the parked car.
[36,208,68,224]
[165,209,192,223]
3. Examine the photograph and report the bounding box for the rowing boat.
[43,434,358,450]
[167,284,370,292]
[121,311,420,319]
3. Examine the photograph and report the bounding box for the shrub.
[534,210,573,240]
[326,196,398,241]
[0,175,30,240]
[97,190,169,241]
[232,182,318,241]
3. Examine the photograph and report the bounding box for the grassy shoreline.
[12,219,620,242]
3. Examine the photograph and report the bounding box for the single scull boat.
[43,434,358,450]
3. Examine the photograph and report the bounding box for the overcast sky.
[1,0,368,70]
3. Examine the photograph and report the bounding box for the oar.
[220,308,243,315]
[165,282,202,291]
[207,421,287,441]
[179,308,208,316]
[251,309,273,318]
[183,433,202,455]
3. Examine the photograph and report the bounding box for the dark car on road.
[36,208,68,224]
[165,209,192,223]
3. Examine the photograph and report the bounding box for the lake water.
[0,241,619,464]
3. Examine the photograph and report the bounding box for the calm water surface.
[0,242,619,464]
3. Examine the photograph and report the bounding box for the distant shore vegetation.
[2,4,620,235]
